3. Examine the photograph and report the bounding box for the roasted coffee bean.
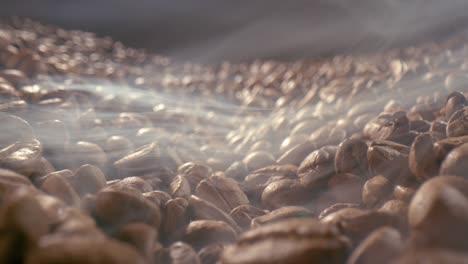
[161,242,201,264]
[222,218,350,264]
[279,134,308,153]
[322,208,400,244]
[393,185,416,202]
[198,244,223,264]
[298,146,337,190]
[110,176,153,193]
[409,133,439,181]
[251,206,314,228]
[243,151,276,171]
[318,203,361,220]
[327,173,363,204]
[66,141,107,169]
[362,175,392,208]
[104,135,134,163]
[443,91,466,121]
[188,195,240,231]
[367,141,412,183]
[114,142,161,175]
[446,107,468,137]
[439,142,468,178]
[277,140,316,166]
[335,138,369,178]
[114,222,157,260]
[195,175,249,213]
[229,205,267,229]
[170,175,191,199]
[143,190,172,209]
[94,189,162,229]
[378,199,408,222]
[224,161,248,181]
[348,227,402,264]
[178,162,213,190]
[70,164,107,196]
[395,248,468,264]
[364,111,410,144]
[261,179,309,210]
[183,220,237,250]
[162,197,189,243]
[40,170,80,206]
[25,237,146,264]
[408,176,468,250]
[0,139,43,178]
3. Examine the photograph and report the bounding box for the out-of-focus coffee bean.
[25,237,146,264]
[161,242,201,264]
[66,141,107,169]
[261,179,309,210]
[188,195,240,232]
[40,170,80,206]
[439,142,468,178]
[229,205,267,229]
[0,139,43,178]
[322,208,400,244]
[70,164,107,196]
[408,176,468,250]
[170,175,191,199]
[409,133,440,181]
[251,206,314,228]
[222,218,350,264]
[318,203,361,220]
[104,135,134,163]
[367,141,412,183]
[298,146,337,190]
[409,119,430,133]
[335,138,369,178]
[430,120,447,137]
[379,199,408,221]
[277,140,316,166]
[0,187,51,243]
[224,161,248,181]
[395,248,468,264]
[114,222,156,261]
[143,190,172,209]
[162,197,189,243]
[111,176,153,193]
[393,185,416,202]
[348,227,402,264]
[196,175,249,213]
[198,244,223,264]
[364,111,410,144]
[443,91,466,121]
[362,175,392,208]
[94,189,161,229]
[178,162,213,190]
[446,107,468,137]
[249,140,273,153]
[114,142,161,175]
[183,220,237,250]
[243,151,276,171]
[279,134,308,153]
[241,164,297,203]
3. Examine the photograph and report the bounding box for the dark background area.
[2,0,468,61]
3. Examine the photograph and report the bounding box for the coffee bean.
[162,197,189,243]
[251,206,314,228]
[188,195,240,232]
[229,205,266,229]
[277,140,316,166]
[70,164,107,196]
[170,175,191,199]
[298,146,337,190]
[335,138,369,178]
[261,179,309,210]
[348,227,402,264]
[195,175,249,213]
[243,151,276,171]
[183,220,237,250]
[222,218,350,264]
[40,170,80,206]
[439,142,468,178]
[198,244,223,264]
[161,242,201,264]
[362,175,392,208]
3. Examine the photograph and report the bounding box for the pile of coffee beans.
[1,17,468,263]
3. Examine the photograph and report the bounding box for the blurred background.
[2,0,468,61]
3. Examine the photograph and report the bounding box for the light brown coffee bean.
[183,220,237,250]
[70,164,107,196]
[222,218,350,264]
[162,197,189,243]
[243,151,276,171]
[40,170,80,206]
[277,140,316,166]
[362,175,392,208]
[196,175,249,213]
[446,107,468,137]
[251,206,314,228]
[170,175,191,199]
[261,179,309,210]
[335,138,369,178]
[229,205,267,229]
[439,142,468,178]
[348,227,402,264]
[298,146,337,190]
